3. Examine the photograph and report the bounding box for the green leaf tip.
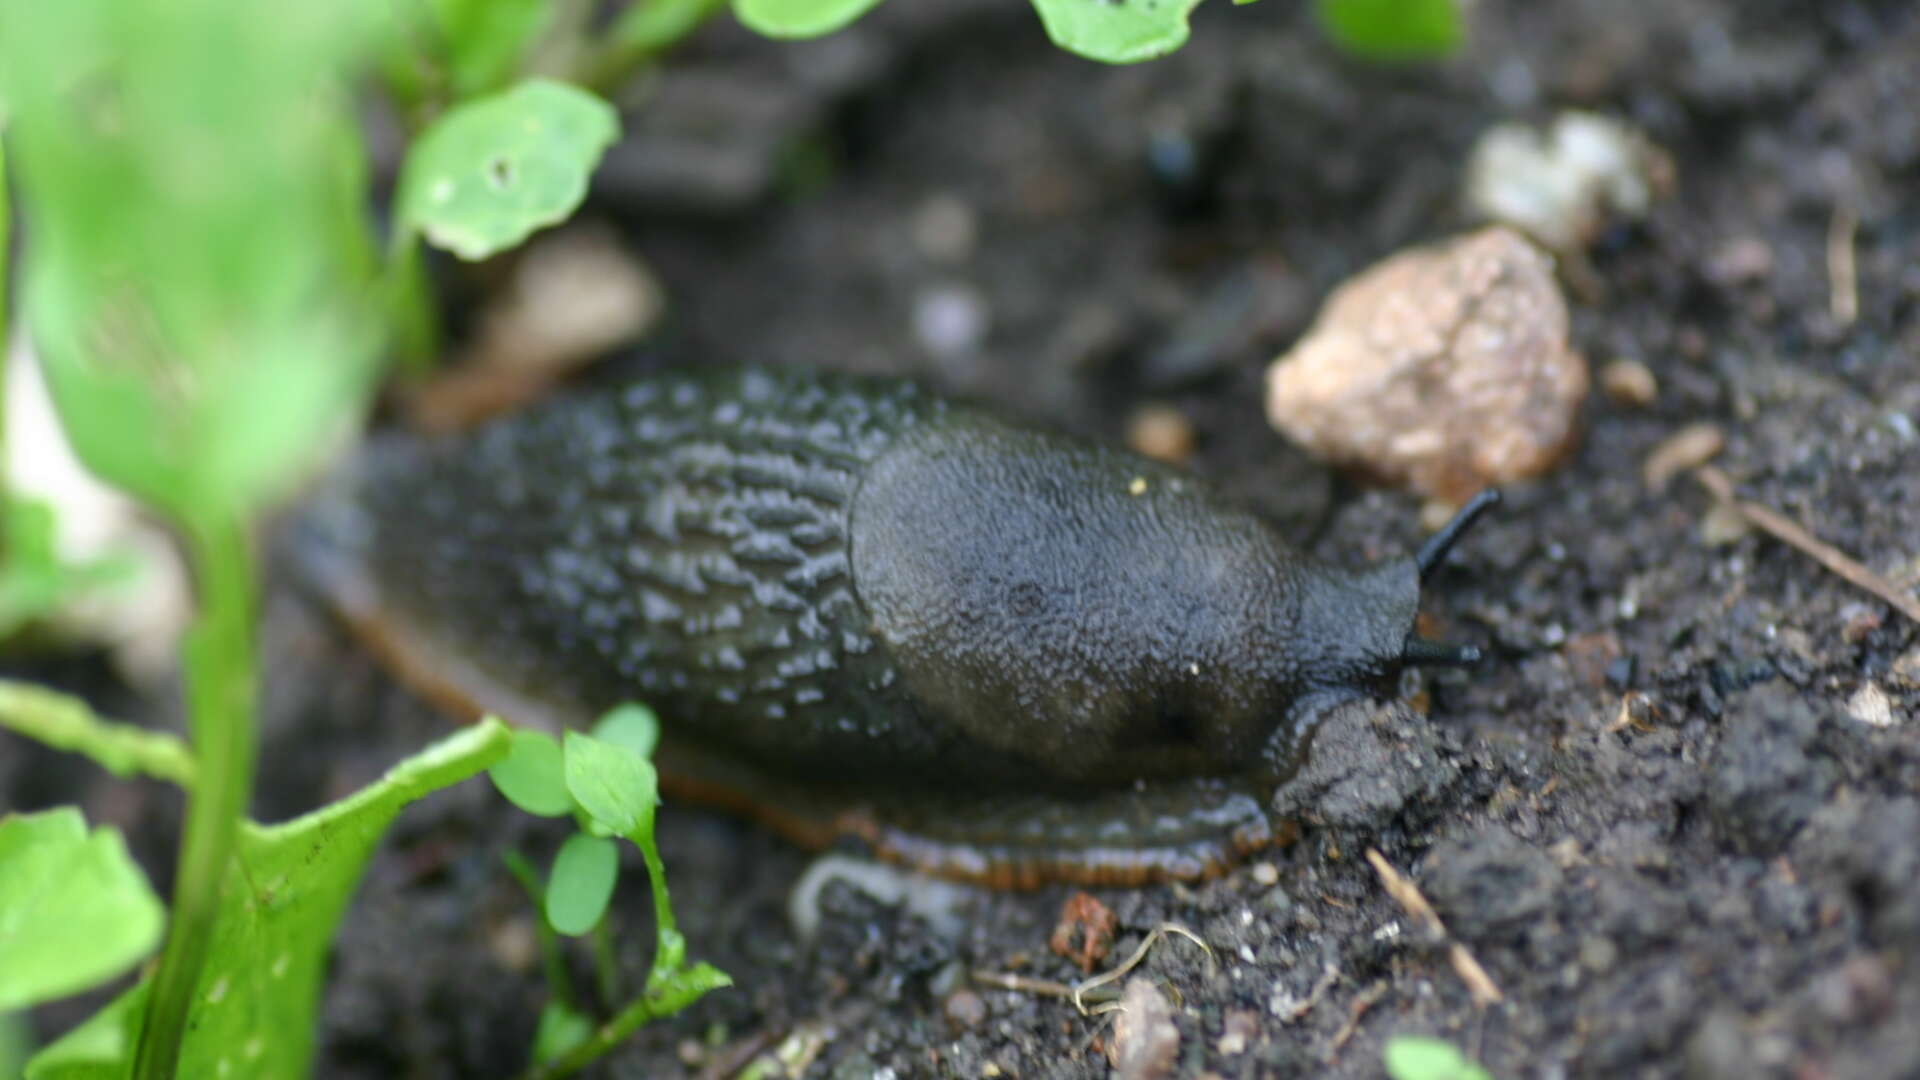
[732,0,889,39]
[1384,1035,1495,1080]
[1029,0,1207,64]
[1315,0,1462,62]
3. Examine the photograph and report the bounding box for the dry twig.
[1071,923,1213,1015]
[1365,848,1505,1007]
[1827,202,1858,327]
[1325,979,1391,1060]
[1695,466,1920,626]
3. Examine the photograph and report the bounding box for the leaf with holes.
[23,720,511,1079]
[399,79,620,261]
[1027,0,1209,63]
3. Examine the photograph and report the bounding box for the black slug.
[298,365,1495,887]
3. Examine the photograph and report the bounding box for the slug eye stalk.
[1401,636,1482,668]
[1415,488,1501,583]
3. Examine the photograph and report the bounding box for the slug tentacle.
[300,365,1494,887]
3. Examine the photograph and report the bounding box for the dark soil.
[12,0,1920,1076]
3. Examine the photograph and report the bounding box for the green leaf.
[0,808,164,1010]
[563,730,658,840]
[1384,1035,1494,1080]
[732,0,888,38]
[592,702,660,761]
[0,679,195,786]
[432,0,553,97]
[546,833,619,936]
[489,728,574,816]
[24,719,512,1079]
[22,980,147,1080]
[0,499,139,640]
[399,78,620,261]
[1028,0,1207,63]
[0,2,387,524]
[1314,0,1461,61]
[531,1000,594,1065]
[613,0,727,54]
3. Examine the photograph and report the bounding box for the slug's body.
[301,366,1491,887]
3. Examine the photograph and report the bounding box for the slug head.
[1283,488,1498,704]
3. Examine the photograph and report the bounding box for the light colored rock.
[1464,111,1674,254]
[1847,683,1897,728]
[1264,227,1587,502]
[1109,977,1179,1080]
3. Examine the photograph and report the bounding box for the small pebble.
[1126,404,1196,464]
[1699,501,1752,547]
[1216,1010,1258,1056]
[1846,683,1896,728]
[1887,647,1920,689]
[912,283,990,358]
[1265,227,1588,502]
[1109,978,1179,1080]
[943,988,987,1030]
[1250,861,1279,887]
[1599,358,1659,406]
[1463,111,1674,254]
[911,194,978,264]
[1643,422,1725,493]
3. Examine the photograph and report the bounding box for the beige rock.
[1264,227,1588,502]
[1109,977,1179,1080]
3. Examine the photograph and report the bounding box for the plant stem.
[133,516,257,1079]
[1,130,12,489]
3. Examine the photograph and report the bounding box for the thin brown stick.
[1827,202,1858,327]
[1696,466,1920,626]
[1325,979,1390,1060]
[971,971,1077,998]
[1366,848,1504,1007]
[1071,923,1212,1015]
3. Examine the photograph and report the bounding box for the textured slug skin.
[298,365,1427,886]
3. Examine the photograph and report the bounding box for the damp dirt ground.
[10,0,1920,1076]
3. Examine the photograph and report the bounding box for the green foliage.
[488,708,731,1079]
[398,79,621,262]
[733,0,889,38]
[1314,0,1461,61]
[547,833,620,935]
[1384,1035,1495,1080]
[0,679,196,786]
[1029,0,1209,63]
[0,808,165,1011]
[0,0,386,525]
[490,729,576,817]
[22,720,513,1079]
[0,498,137,640]
[428,0,554,98]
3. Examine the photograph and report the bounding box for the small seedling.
[488,704,732,1078]
[1384,1034,1495,1080]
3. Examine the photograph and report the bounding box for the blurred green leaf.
[1028,0,1207,63]
[0,0,386,523]
[490,728,574,817]
[1314,0,1461,61]
[1384,1035,1494,1080]
[399,78,620,261]
[23,720,512,1079]
[22,980,146,1080]
[0,679,195,786]
[563,730,658,841]
[531,1000,594,1065]
[592,702,660,761]
[733,0,888,38]
[614,0,727,54]
[546,832,618,936]
[0,498,138,639]
[0,808,165,1011]
[432,0,552,97]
